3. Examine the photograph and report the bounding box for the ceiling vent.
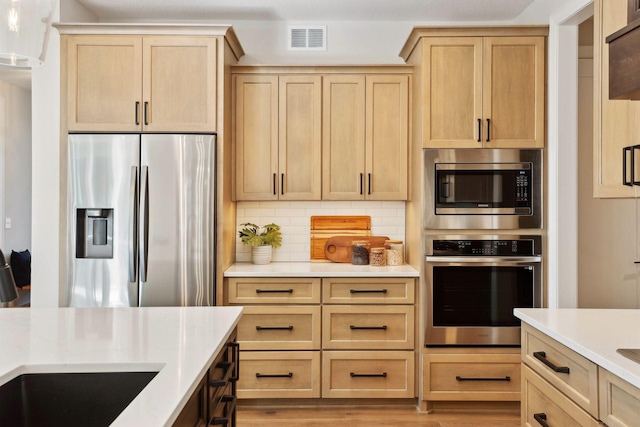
[288,26,327,51]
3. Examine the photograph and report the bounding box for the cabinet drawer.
[322,351,414,398]
[237,306,321,350]
[322,277,415,304]
[522,323,599,417]
[322,305,414,350]
[423,353,520,401]
[237,351,321,399]
[522,365,600,427]
[227,277,321,304]
[599,367,640,427]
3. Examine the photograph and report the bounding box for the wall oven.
[424,149,542,229]
[425,234,542,346]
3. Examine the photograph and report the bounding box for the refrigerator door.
[68,134,140,307]
[138,134,216,306]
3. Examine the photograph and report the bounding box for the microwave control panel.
[516,171,529,203]
[433,239,535,256]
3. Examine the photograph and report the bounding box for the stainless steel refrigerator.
[67,133,216,307]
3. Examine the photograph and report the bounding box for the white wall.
[0,81,32,255]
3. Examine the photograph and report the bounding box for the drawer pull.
[255,288,293,294]
[350,325,387,330]
[455,375,511,382]
[256,372,293,378]
[349,289,388,294]
[229,341,240,382]
[256,325,294,331]
[209,395,236,426]
[533,413,549,427]
[350,372,387,378]
[533,351,570,374]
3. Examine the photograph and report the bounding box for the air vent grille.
[288,26,327,51]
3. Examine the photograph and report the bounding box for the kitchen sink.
[0,371,158,427]
[618,348,640,364]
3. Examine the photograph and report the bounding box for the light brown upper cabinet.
[594,0,640,198]
[234,74,322,201]
[66,35,217,132]
[322,74,409,200]
[401,28,547,149]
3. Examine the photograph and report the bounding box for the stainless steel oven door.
[425,255,542,346]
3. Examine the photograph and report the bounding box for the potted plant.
[238,223,282,264]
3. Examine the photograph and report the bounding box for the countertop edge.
[224,262,420,277]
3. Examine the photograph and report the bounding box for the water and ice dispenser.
[76,209,114,258]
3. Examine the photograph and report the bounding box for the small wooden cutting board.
[324,236,390,263]
[310,216,371,261]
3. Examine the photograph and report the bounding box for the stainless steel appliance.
[425,234,542,346]
[424,149,542,229]
[67,133,216,307]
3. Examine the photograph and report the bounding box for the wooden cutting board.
[324,235,390,263]
[310,216,371,261]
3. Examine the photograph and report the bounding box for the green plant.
[238,223,282,248]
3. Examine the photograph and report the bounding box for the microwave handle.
[623,146,633,186]
[440,182,450,199]
[426,256,541,264]
[633,145,640,185]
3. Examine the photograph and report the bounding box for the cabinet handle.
[143,101,149,126]
[455,375,511,382]
[281,173,284,195]
[486,118,491,142]
[256,372,293,378]
[350,372,387,378]
[209,395,236,426]
[633,145,640,185]
[533,413,549,427]
[359,173,364,195]
[272,173,277,195]
[256,288,293,294]
[368,173,372,195]
[135,101,140,126]
[229,341,240,382]
[349,289,388,294]
[256,325,293,331]
[533,351,570,374]
[477,118,482,142]
[350,325,387,330]
[623,146,633,186]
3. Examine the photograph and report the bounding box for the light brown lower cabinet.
[599,367,640,427]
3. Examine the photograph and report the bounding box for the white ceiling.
[74,0,537,22]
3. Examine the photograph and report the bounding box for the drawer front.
[599,367,640,427]
[322,278,415,304]
[322,305,414,350]
[237,306,321,350]
[227,277,321,304]
[522,365,600,427]
[238,351,321,399]
[522,323,599,417]
[322,351,414,398]
[423,353,520,401]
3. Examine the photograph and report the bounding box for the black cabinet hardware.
[533,413,549,427]
[350,372,387,378]
[455,375,510,381]
[349,289,387,294]
[350,325,387,330]
[256,372,293,378]
[534,351,570,373]
[256,325,293,331]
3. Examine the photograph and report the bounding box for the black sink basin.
[0,371,158,427]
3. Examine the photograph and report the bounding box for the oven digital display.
[433,239,534,256]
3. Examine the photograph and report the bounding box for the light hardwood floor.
[237,404,520,426]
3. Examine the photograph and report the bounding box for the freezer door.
[138,134,215,306]
[67,134,140,307]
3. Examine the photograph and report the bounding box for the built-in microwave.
[424,149,542,229]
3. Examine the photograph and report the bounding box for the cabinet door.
[322,75,366,200]
[142,36,217,132]
[67,35,142,131]
[279,75,322,200]
[422,37,483,148]
[594,0,638,198]
[234,75,279,200]
[365,75,409,200]
[483,37,545,148]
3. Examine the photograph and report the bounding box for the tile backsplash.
[235,201,406,262]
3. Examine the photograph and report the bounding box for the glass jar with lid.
[370,247,386,266]
[351,240,370,265]
[384,240,404,265]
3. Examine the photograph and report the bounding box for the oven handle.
[426,256,541,263]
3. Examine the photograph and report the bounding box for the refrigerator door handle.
[129,166,139,282]
[140,166,149,282]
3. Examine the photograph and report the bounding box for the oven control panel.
[433,239,535,256]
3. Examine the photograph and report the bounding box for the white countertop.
[515,308,640,389]
[0,306,243,426]
[224,262,420,277]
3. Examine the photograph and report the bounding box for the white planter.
[251,245,272,265]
